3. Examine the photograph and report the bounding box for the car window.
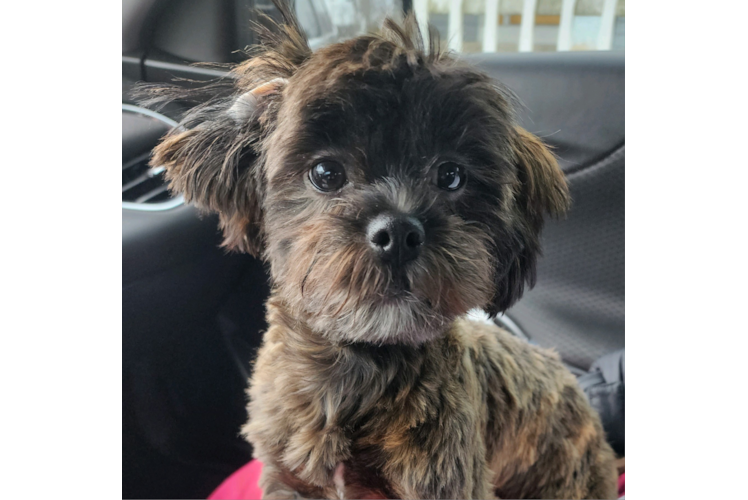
[296,0,322,38]
[304,0,624,53]
[312,0,334,34]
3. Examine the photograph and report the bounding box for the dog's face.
[148,17,569,345]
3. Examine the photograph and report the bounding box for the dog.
[141,4,618,498]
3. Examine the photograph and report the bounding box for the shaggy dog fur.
[140,4,617,498]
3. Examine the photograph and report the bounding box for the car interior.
[122,1,624,497]
[122,0,624,497]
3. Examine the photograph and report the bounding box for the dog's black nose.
[367,214,425,265]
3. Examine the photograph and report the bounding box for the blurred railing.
[411,0,624,52]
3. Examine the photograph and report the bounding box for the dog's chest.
[262,370,401,495]
[247,323,483,497]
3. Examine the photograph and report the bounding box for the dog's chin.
[302,290,452,346]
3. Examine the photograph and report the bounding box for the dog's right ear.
[143,1,311,256]
[150,78,287,256]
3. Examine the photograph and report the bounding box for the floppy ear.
[512,127,571,221]
[150,78,287,256]
[487,126,571,315]
[140,1,311,256]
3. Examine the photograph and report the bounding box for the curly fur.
[138,3,615,498]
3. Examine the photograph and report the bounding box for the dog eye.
[309,161,347,192]
[436,162,467,191]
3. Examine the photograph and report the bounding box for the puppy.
[142,5,618,499]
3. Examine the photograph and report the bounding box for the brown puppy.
[142,5,617,499]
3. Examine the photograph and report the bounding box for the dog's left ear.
[487,127,571,315]
[512,127,571,221]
